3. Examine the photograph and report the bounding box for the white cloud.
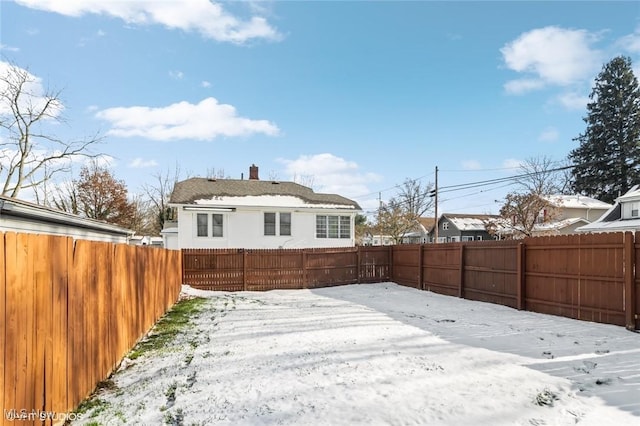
[129,158,159,168]
[201,81,212,88]
[503,78,545,95]
[617,26,640,53]
[0,44,20,52]
[277,153,382,198]
[96,97,279,141]
[0,61,64,118]
[538,127,559,143]
[501,26,603,91]
[15,0,281,44]
[555,92,589,111]
[502,158,523,169]
[96,29,106,37]
[169,70,184,80]
[461,160,482,170]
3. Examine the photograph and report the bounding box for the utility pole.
[434,166,439,243]
[378,192,383,246]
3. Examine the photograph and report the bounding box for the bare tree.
[486,192,555,239]
[515,155,571,195]
[49,179,80,215]
[376,179,434,243]
[0,60,99,198]
[141,164,181,234]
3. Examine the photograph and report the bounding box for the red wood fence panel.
[463,240,519,308]
[524,233,626,326]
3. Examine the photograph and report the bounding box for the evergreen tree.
[569,56,640,203]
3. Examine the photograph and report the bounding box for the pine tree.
[569,56,640,204]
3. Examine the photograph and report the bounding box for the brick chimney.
[249,164,259,180]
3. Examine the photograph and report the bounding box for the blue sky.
[1,1,640,217]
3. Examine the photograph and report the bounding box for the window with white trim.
[316,215,351,239]
[264,212,292,236]
[196,213,208,237]
[196,213,224,237]
[280,213,292,236]
[442,222,449,230]
[632,202,639,217]
[461,236,473,242]
[212,214,223,237]
[264,212,276,236]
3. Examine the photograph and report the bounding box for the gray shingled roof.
[170,178,361,209]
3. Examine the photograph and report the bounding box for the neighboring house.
[0,195,134,244]
[577,186,640,233]
[129,235,164,248]
[161,220,179,250]
[169,165,361,249]
[497,194,612,238]
[402,217,436,244]
[362,233,394,246]
[430,213,500,243]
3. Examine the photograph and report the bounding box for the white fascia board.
[1,199,133,236]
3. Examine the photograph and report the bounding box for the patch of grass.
[184,353,194,366]
[128,297,208,360]
[163,408,184,426]
[164,382,178,409]
[75,397,110,417]
[96,379,117,391]
[114,410,127,423]
[534,389,559,407]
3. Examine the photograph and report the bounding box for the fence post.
[242,249,248,291]
[388,245,393,282]
[624,232,636,330]
[418,244,424,290]
[356,247,361,284]
[302,250,308,289]
[516,242,526,310]
[458,243,465,298]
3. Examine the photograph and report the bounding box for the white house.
[577,186,640,233]
[0,195,134,243]
[168,165,361,249]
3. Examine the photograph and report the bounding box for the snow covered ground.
[75,283,640,426]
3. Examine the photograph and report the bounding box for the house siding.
[176,207,356,249]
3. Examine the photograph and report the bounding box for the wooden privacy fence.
[390,232,639,331]
[183,246,392,291]
[1,232,182,426]
[183,233,639,331]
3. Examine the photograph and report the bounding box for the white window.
[450,236,460,242]
[442,222,449,230]
[264,212,292,236]
[632,202,639,217]
[196,213,224,237]
[280,213,292,236]
[196,213,208,237]
[264,213,276,236]
[212,214,223,237]
[461,236,473,242]
[476,236,483,241]
[316,215,351,239]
